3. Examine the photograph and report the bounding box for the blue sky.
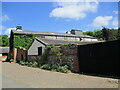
[1,1,118,35]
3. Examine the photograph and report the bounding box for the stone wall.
[27,55,41,62]
[27,44,80,72]
[48,45,79,72]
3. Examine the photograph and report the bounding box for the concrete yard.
[2,62,119,88]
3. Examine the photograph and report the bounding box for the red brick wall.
[16,48,27,61]
[48,45,80,72]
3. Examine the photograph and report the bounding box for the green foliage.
[51,64,69,73]
[17,60,70,73]
[61,43,77,46]
[10,58,14,62]
[38,47,50,65]
[93,30,103,38]
[14,34,35,49]
[83,31,93,36]
[0,35,9,46]
[57,65,69,73]
[98,38,104,41]
[19,61,26,66]
[40,64,70,73]
[45,45,55,49]
[83,28,120,41]
[109,29,118,41]
[31,61,38,67]
[25,34,36,38]
[50,45,62,56]
[18,61,38,67]
[40,64,51,70]
[117,28,120,40]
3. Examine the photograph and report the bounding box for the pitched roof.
[36,38,98,46]
[0,47,9,54]
[11,30,96,38]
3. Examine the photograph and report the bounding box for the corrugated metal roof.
[36,38,98,45]
[0,47,9,54]
[12,30,96,38]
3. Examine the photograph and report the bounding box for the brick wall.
[16,48,27,61]
[26,44,80,72]
[48,45,79,72]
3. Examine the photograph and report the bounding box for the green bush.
[27,62,33,67]
[51,64,70,73]
[40,64,51,70]
[58,65,69,73]
[98,38,104,41]
[25,62,29,65]
[19,61,25,66]
[17,60,70,73]
[31,61,38,67]
[10,58,14,62]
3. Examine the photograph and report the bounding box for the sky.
[0,1,119,35]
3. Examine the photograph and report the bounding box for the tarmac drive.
[2,62,119,88]
[2,74,31,88]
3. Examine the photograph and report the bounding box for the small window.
[38,47,42,55]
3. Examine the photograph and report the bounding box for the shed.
[0,47,9,56]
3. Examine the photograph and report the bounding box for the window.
[38,47,42,55]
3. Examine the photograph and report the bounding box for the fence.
[78,40,120,78]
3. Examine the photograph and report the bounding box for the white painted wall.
[81,38,98,42]
[91,39,98,41]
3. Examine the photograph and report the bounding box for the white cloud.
[113,10,118,14]
[50,0,99,20]
[4,28,16,35]
[112,17,118,26]
[0,14,10,22]
[91,16,113,27]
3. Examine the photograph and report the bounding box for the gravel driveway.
[2,62,119,88]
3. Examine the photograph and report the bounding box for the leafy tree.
[83,31,93,36]
[102,27,109,41]
[14,34,35,49]
[117,28,120,40]
[109,29,118,41]
[93,30,103,38]
[0,35,9,46]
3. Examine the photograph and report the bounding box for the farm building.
[9,26,98,52]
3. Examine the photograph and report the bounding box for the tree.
[102,27,109,41]
[14,34,35,49]
[93,30,103,38]
[109,29,118,41]
[0,35,9,46]
[117,27,120,40]
[83,31,93,36]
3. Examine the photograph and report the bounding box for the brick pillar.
[73,45,80,73]
[73,59,80,72]
[14,48,17,62]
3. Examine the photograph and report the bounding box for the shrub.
[10,58,14,62]
[31,61,38,67]
[51,64,70,73]
[27,62,33,67]
[19,61,25,66]
[98,38,104,41]
[40,64,51,70]
[59,65,69,73]
[25,62,29,65]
